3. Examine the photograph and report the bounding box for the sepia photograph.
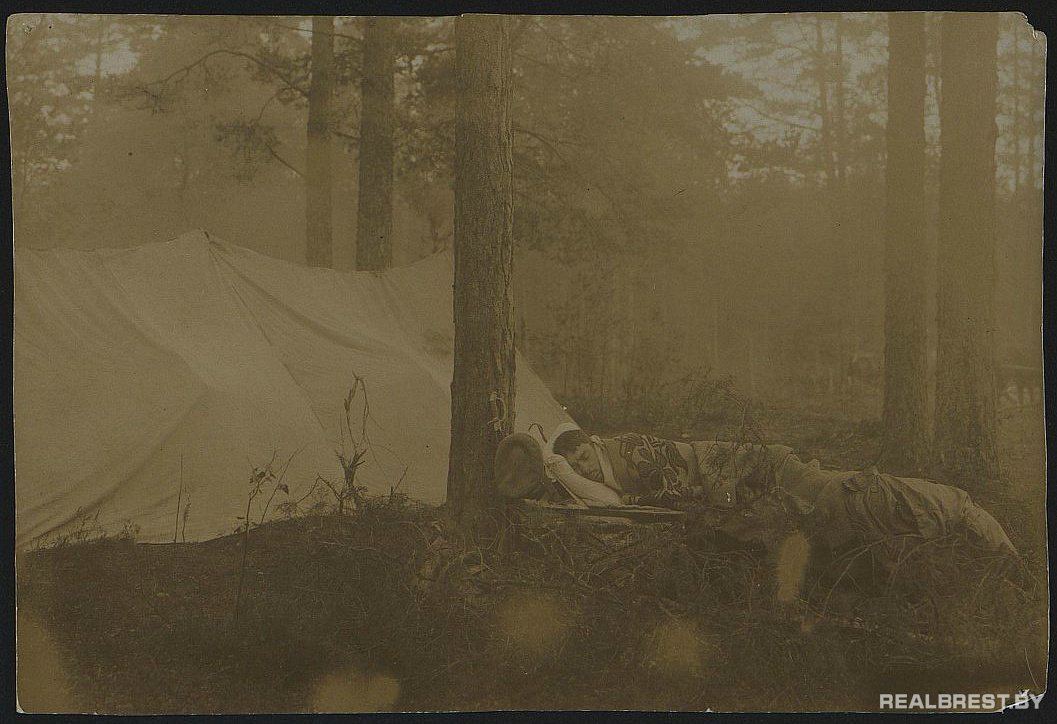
[9,11,1048,713]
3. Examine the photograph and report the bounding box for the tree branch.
[735,99,820,133]
[143,48,309,100]
[400,45,454,60]
[513,125,583,148]
[270,20,362,43]
[265,144,304,177]
[533,21,598,65]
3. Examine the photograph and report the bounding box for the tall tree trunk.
[356,16,396,270]
[178,122,191,212]
[746,331,756,398]
[881,12,930,474]
[711,285,720,372]
[447,14,515,540]
[1012,18,1021,196]
[814,15,849,394]
[623,260,637,392]
[813,17,837,192]
[91,16,105,107]
[832,15,853,383]
[1025,27,1040,195]
[934,12,1000,480]
[305,15,334,268]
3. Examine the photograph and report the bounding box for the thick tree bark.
[880,13,930,475]
[355,16,396,271]
[934,12,1000,480]
[305,16,334,268]
[446,15,515,539]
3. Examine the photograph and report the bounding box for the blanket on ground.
[600,435,1016,557]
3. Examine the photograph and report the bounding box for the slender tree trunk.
[814,15,849,394]
[1023,36,1044,391]
[305,16,334,268]
[621,260,636,397]
[447,14,515,540]
[746,331,756,398]
[934,12,1000,480]
[85,17,107,135]
[178,122,191,211]
[1026,30,1039,195]
[833,14,847,195]
[814,17,837,192]
[356,16,397,270]
[832,14,852,380]
[711,285,720,372]
[881,12,930,474]
[92,16,105,105]
[1012,19,1022,196]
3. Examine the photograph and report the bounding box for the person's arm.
[544,454,624,507]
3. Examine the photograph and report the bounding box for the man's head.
[551,429,603,482]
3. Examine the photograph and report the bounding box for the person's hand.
[545,454,623,507]
[544,453,572,476]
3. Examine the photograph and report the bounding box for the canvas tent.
[14,230,570,548]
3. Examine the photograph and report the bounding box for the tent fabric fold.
[15,230,569,548]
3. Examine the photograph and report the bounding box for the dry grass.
[16,404,1047,713]
[17,491,1046,713]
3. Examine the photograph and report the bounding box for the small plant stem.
[233,489,254,624]
[173,455,184,544]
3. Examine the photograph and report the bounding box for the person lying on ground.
[523,424,1017,560]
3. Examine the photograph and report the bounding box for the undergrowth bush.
[560,369,760,439]
[18,486,1046,712]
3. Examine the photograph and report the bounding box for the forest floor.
[15,401,1049,713]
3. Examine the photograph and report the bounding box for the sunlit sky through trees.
[8,12,1045,410]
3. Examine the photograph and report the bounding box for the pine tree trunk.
[881,12,930,474]
[305,16,334,268]
[1026,30,1040,195]
[934,12,1000,480]
[746,331,756,398]
[1026,35,1042,267]
[356,16,396,270]
[1012,19,1021,196]
[178,124,191,211]
[447,14,515,540]
[832,15,852,390]
[710,285,720,372]
[814,15,849,394]
[814,17,835,187]
[92,16,105,107]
